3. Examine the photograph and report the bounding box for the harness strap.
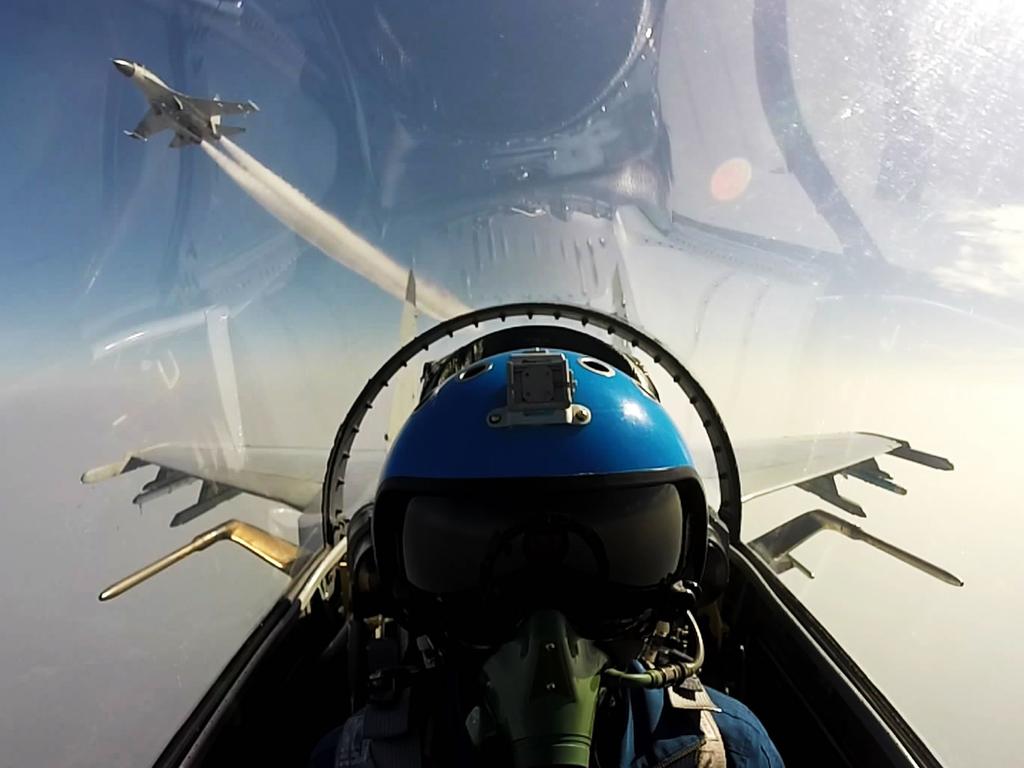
[696,710,727,768]
[667,677,722,713]
[667,677,727,768]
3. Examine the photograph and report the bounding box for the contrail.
[200,139,469,320]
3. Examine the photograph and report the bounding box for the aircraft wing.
[190,96,259,116]
[731,432,960,585]
[82,441,391,528]
[127,107,172,140]
[83,444,328,526]
[733,432,953,515]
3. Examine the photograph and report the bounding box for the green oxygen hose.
[602,612,705,689]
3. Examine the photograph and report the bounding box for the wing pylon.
[749,509,963,587]
[733,432,961,586]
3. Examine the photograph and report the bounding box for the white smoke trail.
[200,139,468,320]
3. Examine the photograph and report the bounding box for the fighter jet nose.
[112,59,135,78]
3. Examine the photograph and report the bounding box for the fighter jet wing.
[125,107,172,140]
[733,432,961,585]
[82,442,389,528]
[733,432,952,513]
[189,96,259,116]
[83,444,326,529]
[83,443,325,510]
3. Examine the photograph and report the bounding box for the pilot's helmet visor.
[400,483,686,639]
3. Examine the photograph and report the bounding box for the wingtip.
[82,462,120,484]
[82,455,147,484]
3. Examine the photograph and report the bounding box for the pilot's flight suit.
[310,675,783,768]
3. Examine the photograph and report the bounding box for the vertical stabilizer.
[611,264,636,354]
[387,271,421,444]
[205,306,245,452]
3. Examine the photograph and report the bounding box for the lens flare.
[709,157,753,202]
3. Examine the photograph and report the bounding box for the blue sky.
[0,0,386,380]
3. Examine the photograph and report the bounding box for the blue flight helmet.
[372,346,708,645]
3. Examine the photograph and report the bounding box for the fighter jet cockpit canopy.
[1,0,1022,766]
[341,0,653,137]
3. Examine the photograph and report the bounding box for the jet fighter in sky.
[112,58,258,147]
